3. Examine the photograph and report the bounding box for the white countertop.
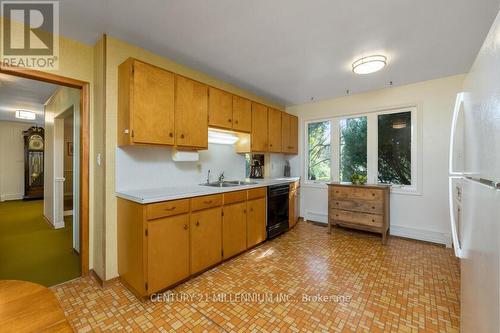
[116,177,300,204]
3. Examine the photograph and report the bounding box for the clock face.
[29,135,44,151]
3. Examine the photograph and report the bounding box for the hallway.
[0,200,80,286]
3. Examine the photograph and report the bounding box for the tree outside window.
[307,121,331,181]
[340,117,367,182]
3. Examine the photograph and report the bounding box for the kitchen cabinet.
[268,108,282,153]
[222,201,247,259]
[147,213,190,293]
[209,87,233,130]
[282,113,298,154]
[190,206,223,274]
[289,181,299,228]
[251,103,269,152]
[247,197,266,248]
[232,96,252,132]
[118,58,175,146]
[175,75,209,149]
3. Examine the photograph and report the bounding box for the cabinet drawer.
[223,190,247,205]
[331,186,383,201]
[331,209,383,228]
[331,200,383,214]
[146,199,189,220]
[247,187,266,200]
[191,194,223,212]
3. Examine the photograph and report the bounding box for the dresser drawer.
[146,199,189,220]
[331,209,383,228]
[191,194,223,211]
[331,200,383,214]
[331,186,383,201]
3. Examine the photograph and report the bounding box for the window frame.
[302,105,421,195]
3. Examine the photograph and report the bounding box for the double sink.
[202,180,258,188]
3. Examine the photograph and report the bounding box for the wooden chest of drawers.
[328,183,390,244]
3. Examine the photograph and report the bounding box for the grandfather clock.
[23,126,44,200]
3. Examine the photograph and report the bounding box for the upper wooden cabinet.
[282,113,298,154]
[208,87,233,130]
[118,58,175,146]
[175,76,209,149]
[268,108,282,153]
[232,96,252,133]
[251,103,268,152]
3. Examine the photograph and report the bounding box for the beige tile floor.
[53,221,460,332]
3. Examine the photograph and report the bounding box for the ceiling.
[41,1,500,105]
[0,73,58,125]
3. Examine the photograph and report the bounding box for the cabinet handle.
[196,221,200,226]
[169,132,173,138]
[250,208,253,212]
[235,120,238,124]
[203,200,213,204]
[243,209,246,213]
[180,134,185,139]
[228,119,232,122]
[184,224,188,230]
[270,144,273,147]
[164,206,176,211]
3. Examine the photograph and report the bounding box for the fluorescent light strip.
[15,110,36,120]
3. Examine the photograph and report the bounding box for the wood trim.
[90,270,120,288]
[0,63,91,276]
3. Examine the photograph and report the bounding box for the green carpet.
[0,200,80,287]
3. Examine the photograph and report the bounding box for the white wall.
[286,74,466,246]
[0,121,38,201]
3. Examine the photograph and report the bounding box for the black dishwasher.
[267,184,289,239]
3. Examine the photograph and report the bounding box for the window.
[340,116,367,182]
[307,121,331,181]
[378,112,412,185]
[303,107,418,193]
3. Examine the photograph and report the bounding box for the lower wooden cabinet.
[147,214,190,293]
[190,207,222,274]
[247,197,266,248]
[222,202,247,259]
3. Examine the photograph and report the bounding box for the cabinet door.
[289,114,298,154]
[131,60,175,145]
[268,108,282,153]
[247,198,266,248]
[209,87,233,130]
[289,189,297,228]
[251,103,268,152]
[222,202,247,259]
[232,96,251,132]
[147,214,189,293]
[175,76,208,149]
[281,113,291,153]
[190,207,222,274]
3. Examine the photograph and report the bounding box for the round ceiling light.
[352,55,387,75]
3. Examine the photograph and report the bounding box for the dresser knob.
[372,193,375,196]
[372,206,375,209]
[371,219,375,222]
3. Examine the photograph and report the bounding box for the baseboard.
[90,270,119,288]
[0,193,23,202]
[63,210,73,216]
[390,225,452,247]
[304,211,328,223]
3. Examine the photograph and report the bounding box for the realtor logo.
[1,0,59,70]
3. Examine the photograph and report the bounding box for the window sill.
[390,186,422,196]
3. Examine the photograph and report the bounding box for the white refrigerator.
[449,10,500,333]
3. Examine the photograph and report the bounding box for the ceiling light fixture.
[15,110,36,120]
[352,55,387,75]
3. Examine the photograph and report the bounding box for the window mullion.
[366,114,378,184]
[331,118,340,182]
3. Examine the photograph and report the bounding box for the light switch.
[96,153,102,166]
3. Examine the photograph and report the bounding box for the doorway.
[0,67,89,286]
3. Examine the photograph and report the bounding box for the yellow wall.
[104,36,284,278]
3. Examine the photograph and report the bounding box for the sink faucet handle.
[207,169,211,184]
[218,172,225,182]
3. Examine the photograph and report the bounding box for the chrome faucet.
[206,169,211,184]
[218,172,225,183]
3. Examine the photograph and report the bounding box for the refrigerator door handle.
[449,92,465,175]
[448,177,463,258]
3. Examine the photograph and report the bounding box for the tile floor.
[53,221,460,332]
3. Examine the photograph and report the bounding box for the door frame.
[0,64,90,275]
